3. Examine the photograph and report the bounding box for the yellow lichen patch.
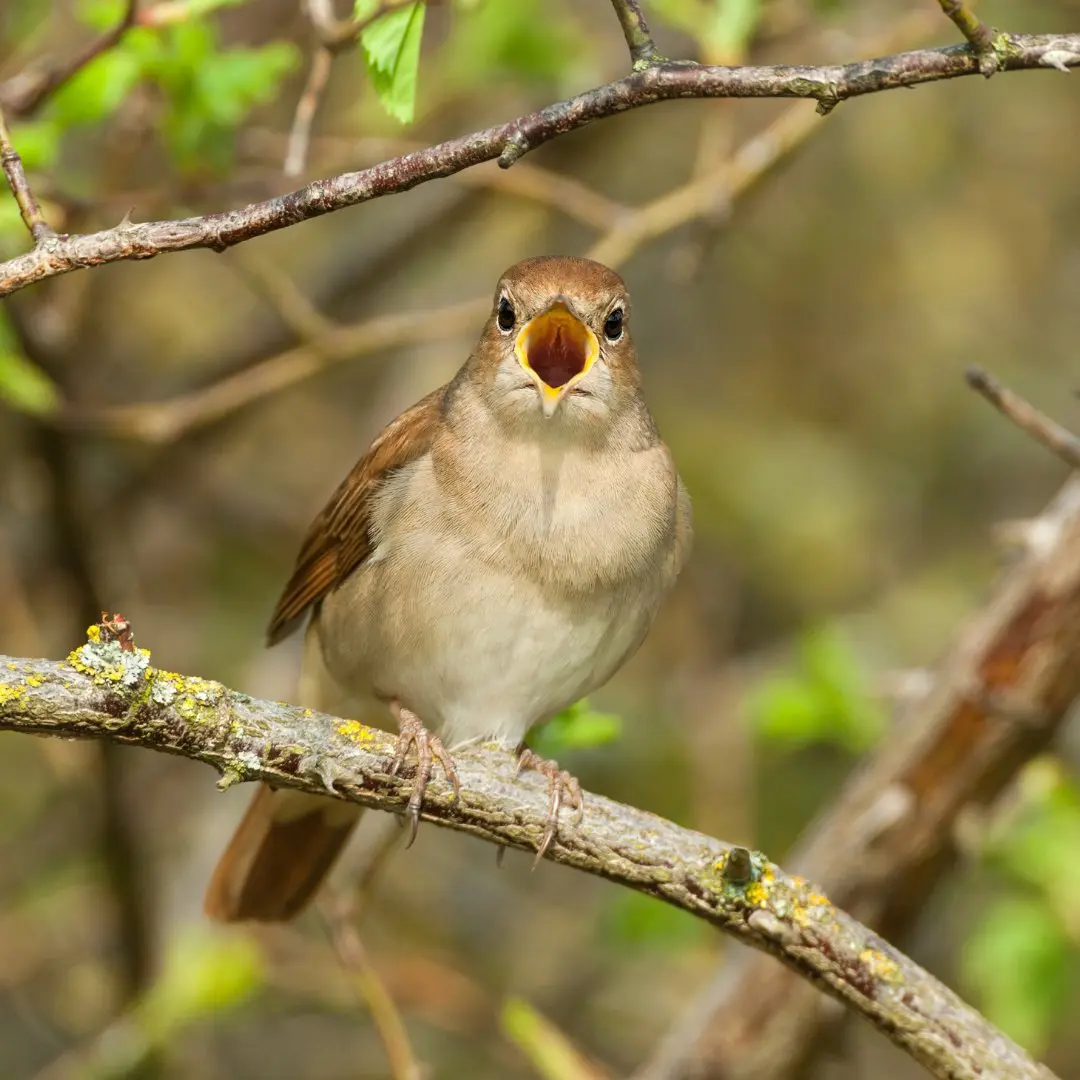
[337,720,377,743]
[744,880,770,907]
[25,674,42,687]
[86,625,101,643]
[5,663,15,670]
[859,947,901,983]
[0,684,26,706]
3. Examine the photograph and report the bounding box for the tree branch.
[0,0,140,119]
[937,0,1002,76]
[0,625,1059,1080]
[0,104,54,243]
[3,33,1079,298]
[639,373,1080,1080]
[607,0,662,69]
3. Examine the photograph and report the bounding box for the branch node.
[498,130,532,169]
[609,0,663,70]
[721,845,754,884]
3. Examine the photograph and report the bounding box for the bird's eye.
[604,307,624,341]
[497,297,515,333]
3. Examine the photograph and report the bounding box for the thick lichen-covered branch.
[2,31,1079,296]
[0,623,1059,1080]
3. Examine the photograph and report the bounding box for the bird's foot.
[514,748,584,867]
[389,703,461,847]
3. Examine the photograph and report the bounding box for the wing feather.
[266,386,446,645]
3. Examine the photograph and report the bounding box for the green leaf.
[603,889,703,947]
[528,699,623,758]
[138,929,263,1039]
[0,341,61,418]
[49,47,145,126]
[744,625,884,753]
[961,894,1071,1055]
[357,2,426,124]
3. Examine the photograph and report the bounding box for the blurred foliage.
[962,761,1080,1055]
[529,698,623,759]
[0,311,59,417]
[743,625,885,753]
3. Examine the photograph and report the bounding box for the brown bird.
[204,255,692,922]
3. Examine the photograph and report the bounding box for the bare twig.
[0,106,54,242]
[3,33,1079,297]
[966,366,1080,470]
[608,0,662,68]
[61,296,487,442]
[638,391,1080,1080]
[246,130,629,231]
[938,0,1001,75]
[0,629,1060,1080]
[320,894,423,1080]
[284,46,334,178]
[0,0,139,119]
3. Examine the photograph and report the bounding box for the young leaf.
[0,338,60,418]
[528,699,623,758]
[357,2,426,124]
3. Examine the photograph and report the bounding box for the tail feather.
[203,785,362,922]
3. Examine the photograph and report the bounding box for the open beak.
[514,299,599,417]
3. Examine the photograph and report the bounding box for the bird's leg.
[514,748,584,866]
[388,702,461,847]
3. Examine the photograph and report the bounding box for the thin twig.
[607,0,662,68]
[227,249,338,342]
[0,106,54,243]
[966,366,1080,470]
[320,894,423,1080]
[938,0,1001,75]
[285,46,334,178]
[4,32,1079,297]
[62,297,488,442]
[0,631,1061,1080]
[0,0,139,119]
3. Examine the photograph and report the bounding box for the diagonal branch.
[3,33,1079,298]
[0,0,140,119]
[639,372,1080,1080]
[0,626,1059,1080]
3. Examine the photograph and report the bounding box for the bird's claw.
[389,706,461,847]
[514,748,584,866]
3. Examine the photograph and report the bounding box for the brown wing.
[266,386,447,645]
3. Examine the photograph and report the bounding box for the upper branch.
[2,33,1078,297]
[0,627,1058,1080]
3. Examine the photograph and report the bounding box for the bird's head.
[473,256,640,428]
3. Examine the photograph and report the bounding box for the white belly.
[318,537,658,747]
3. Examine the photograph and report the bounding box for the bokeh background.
[3,1,1080,1078]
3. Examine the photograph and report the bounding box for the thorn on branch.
[721,846,754,884]
[965,365,1080,471]
[937,0,1002,77]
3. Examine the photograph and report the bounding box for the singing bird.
[204,256,692,921]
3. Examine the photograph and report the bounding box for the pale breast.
[316,438,683,747]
